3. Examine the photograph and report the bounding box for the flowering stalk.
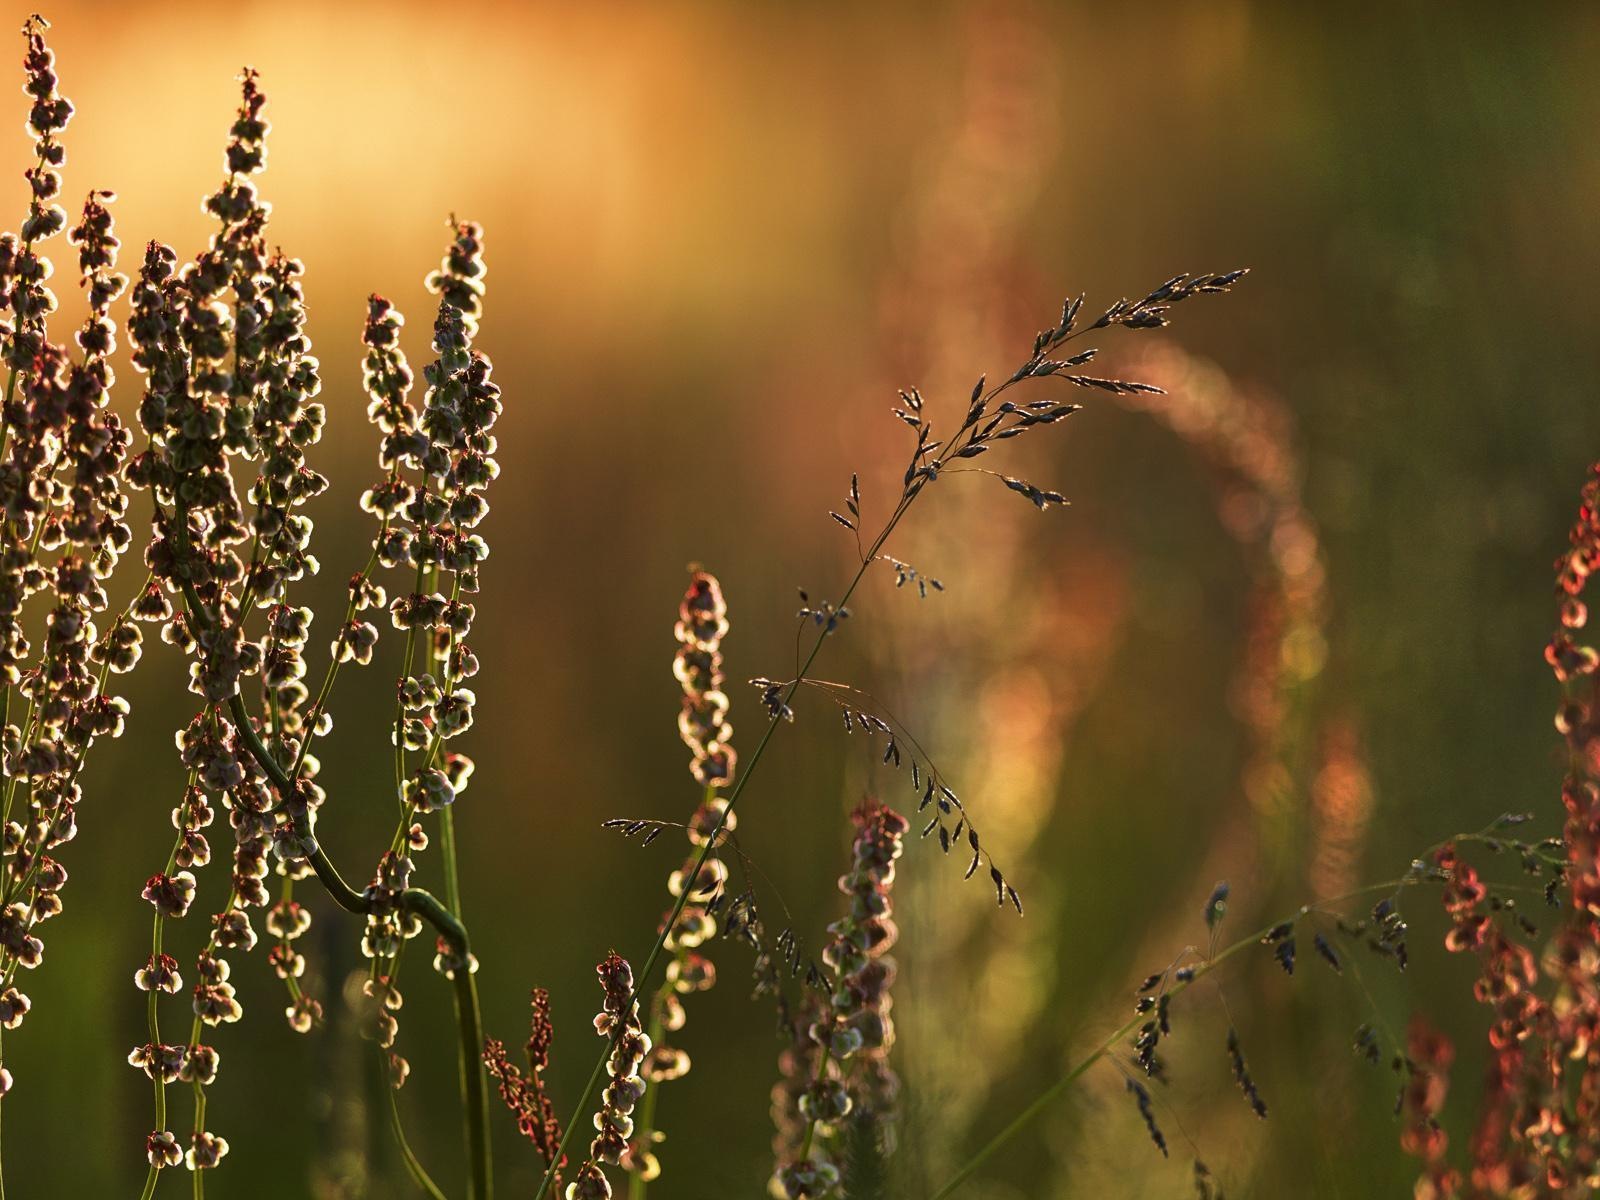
[771,801,906,1198]
[673,570,736,789]
[485,988,565,1186]
[564,953,652,1200]
[0,25,139,1198]
[623,570,737,1197]
[112,58,495,1200]
[537,271,1247,1200]
[124,64,300,1194]
[1411,462,1600,1195]
[352,219,497,1187]
[536,500,911,1200]
[0,14,72,461]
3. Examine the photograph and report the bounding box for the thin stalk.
[439,804,490,1195]
[191,1084,206,1200]
[371,940,446,1194]
[137,903,170,1200]
[626,781,716,1200]
[440,809,463,914]
[387,1076,451,1200]
[0,185,54,1200]
[535,496,914,1200]
[795,1047,833,1162]
[625,980,669,1200]
[455,969,491,1199]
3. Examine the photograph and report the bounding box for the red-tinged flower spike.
[485,988,565,1184]
[1417,465,1600,1194]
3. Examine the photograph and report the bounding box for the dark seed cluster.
[1225,1027,1268,1119]
[1125,1076,1167,1157]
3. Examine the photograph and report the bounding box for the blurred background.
[2,0,1598,1195]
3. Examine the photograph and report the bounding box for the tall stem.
[440,806,490,1196]
[625,985,668,1200]
[627,781,717,1200]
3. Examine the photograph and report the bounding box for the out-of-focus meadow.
[4,1,1599,1195]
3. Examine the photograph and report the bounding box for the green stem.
[440,809,463,915]
[138,904,169,1200]
[440,797,489,1198]
[535,496,914,1200]
[191,1083,206,1200]
[625,986,668,1200]
[456,968,491,1199]
[795,1047,833,1163]
[386,1061,452,1200]
[630,777,724,1200]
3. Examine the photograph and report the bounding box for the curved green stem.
[160,502,490,1199]
[387,1055,452,1200]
